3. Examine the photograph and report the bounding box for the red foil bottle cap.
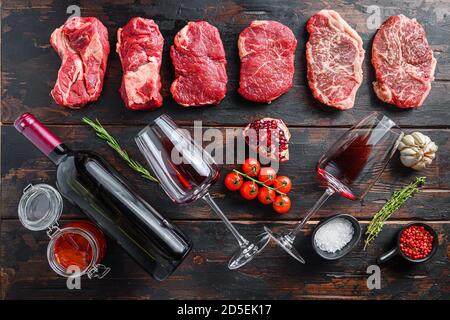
[14,112,62,156]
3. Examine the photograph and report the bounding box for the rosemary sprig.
[364,176,426,250]
[82,117,159,183]
[232,169,286,195]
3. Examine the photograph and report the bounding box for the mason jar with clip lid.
[18,183,110,279]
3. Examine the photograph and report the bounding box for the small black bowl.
[311,214,362,260]
[377,222,438,264]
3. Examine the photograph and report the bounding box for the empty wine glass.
[135,114,270,269]
[264,112,404,263]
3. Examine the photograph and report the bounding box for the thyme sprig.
[82,117,158,183]
[364,176,426,249]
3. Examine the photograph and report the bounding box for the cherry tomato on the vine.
[273,195,291,214]
[273,176,292,194]
[258,187,276,205]
[242,158,260,177]
[224,172,243,191]
[240,181,259,200]
[258,167,277,186]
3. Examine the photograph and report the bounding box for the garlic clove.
[423,157,433,165]
[412,132,430,146]
[400,135,416,148]
[401,155,421,167]
[425,141,438,154]
[412,162,427,171]
[425,153,436,161]
[400,146,421,157]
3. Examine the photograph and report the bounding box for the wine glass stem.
[203,193,248,247]
[288,187,335,239]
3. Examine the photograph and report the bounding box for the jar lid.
[18,184,63,231]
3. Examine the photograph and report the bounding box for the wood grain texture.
[1,0,450,126]
[1,220,449,300]
[2,125,449,221]
[1,0,450,300]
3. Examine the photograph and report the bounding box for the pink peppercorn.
[399,225,434,260]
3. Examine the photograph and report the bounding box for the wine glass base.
[264,226,306,264]
[228,234,270,270]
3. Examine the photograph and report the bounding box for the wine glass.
[264,112,404,263]
[135,114,270,269]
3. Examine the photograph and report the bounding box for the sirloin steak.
[372,15,436,108]
[170,21,227,106]
[50,17,109,109]
[238,21,297,103]
[306,10,364,110]
[117,18,164,110]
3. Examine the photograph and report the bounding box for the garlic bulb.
[398,132,438,170]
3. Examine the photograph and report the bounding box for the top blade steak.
[117,17,164,110]
[170,21,228,107]
[50,17,110,109]
[238,20,297,103]
[372,15,436,108]
[306,10,364,110]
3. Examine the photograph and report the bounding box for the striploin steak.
[50,17,110,109]
[117,18,164,110]
[306,10,364,110]
[170,21,228,107]
[238,21,297,103]
[372,15,436,108]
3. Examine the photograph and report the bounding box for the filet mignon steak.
[170,21,228,107]
[238,20,297,103]
[306,10,364,110]
[372,15,436,108]
[117,18,164,111]
[50,17,109,109]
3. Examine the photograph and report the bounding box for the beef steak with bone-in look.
[170,21,228,107]
[117,18,164,110]
[372,15,436,108]
[238,20,297,103]
[306,10,364,110]
[50,17,109,109]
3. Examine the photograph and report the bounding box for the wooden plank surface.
[1,0,450,126]
[2,125,450,221]
[1,0,449,300]
[2,220,449,299]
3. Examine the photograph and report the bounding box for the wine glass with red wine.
[135,114,270,270]
[264,112,403,263]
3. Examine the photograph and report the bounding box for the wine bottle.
[14,113,192,281]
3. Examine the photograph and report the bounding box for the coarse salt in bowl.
[312,214,361,260]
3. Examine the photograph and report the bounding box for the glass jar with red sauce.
[18,183,110,278]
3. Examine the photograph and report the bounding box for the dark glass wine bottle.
[14,113,192,281]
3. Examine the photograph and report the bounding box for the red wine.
[15,113,192,281]
[149,135,219,203]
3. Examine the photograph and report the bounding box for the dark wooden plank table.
[1,0,449,299]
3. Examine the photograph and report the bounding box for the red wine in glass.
[317,133,373,200]
[264,112,403,263]
[136,114,270,269]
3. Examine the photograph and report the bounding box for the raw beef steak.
[170,21,227,106]
[117,18,164,110]
[238,21,297,103]
[50,17,109,109]
[372,15,436,108]
[306,10,364,110]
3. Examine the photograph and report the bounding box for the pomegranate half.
[243,117,291,162]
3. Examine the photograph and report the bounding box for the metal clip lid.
[87,264,111,279]
[18,183,63,231]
